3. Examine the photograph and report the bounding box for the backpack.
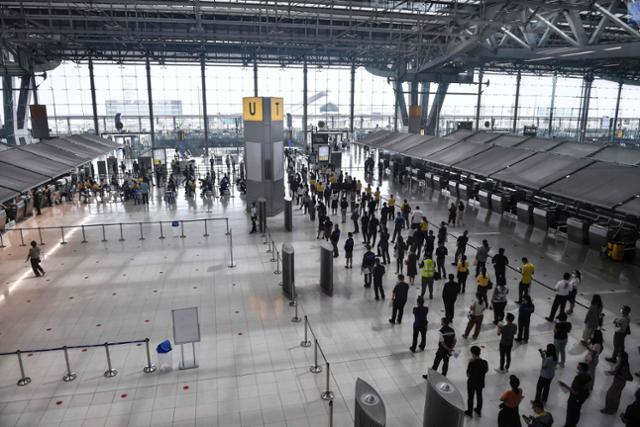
[364,252,376,265]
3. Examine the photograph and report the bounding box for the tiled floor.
[0,147,638,426]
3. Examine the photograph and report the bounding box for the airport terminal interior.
[1,1,640,426]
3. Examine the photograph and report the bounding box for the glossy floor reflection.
[0,148,638,426]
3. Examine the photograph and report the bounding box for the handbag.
[487,280,493,290]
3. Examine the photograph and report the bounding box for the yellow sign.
[243,97,263,121]
[270,97,284,121]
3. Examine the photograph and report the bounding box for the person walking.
[492,248,509,286]
[457,255,469,293]
[401,200,411,228]
[410,205,424,229]
[517,257,535,303]
[344,232,354,268]
[437,222,447,247]
[515,295,535,343]
[405,248,418,286]
[601,351,633,414]
[340,197,349,224]
[249,202,258,233]
[606,305,631,363]
[523,402,554,427]
[580,294,603,345]
[491,282,509,325]
[475,267,492,308]
[377,227,390,265]
[553,312,572,368]
[424,229,435,259]
[453,230,468,265]
[410,296,428,353]
[389,275,409,324]
[463,293,487,340]
[442,274,460,322]
[368,214,380,246]
[391,211,404,243]
[394,235,407,274]
[498,375,524,427]
[546,272,572,321]
[474,240,490,278]
[559,362,592,427]
[447,202,457,226]
[620,388,640,426]
[424,317,457,378]
[497,313,517,373]
[584,329,603,392]
[330,224,341,258]
[566,270,581,315]
[361,246,376,288]
[532,344,558,404]
[351,206,360,233]
[25,241,45,277]
[456,200,465,227]
[435,242,448,279]
[372,258,386,300]
[465,345,488,417]
[419,256,435,299]
[360,211,370,244]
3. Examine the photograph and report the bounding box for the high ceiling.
[1,0,640,81]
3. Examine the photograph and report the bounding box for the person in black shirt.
[424,230,436,259]
[380,202,390,223]
[360,212,370,244]
[621,388,640,427]
[344,232,354,268]
[361,246,376,288]
[410,296,428,352]
[372,259,386,300]
[515,295,535,343]
[559,362,592,427]
[330,224,341,257]
[465,345,489,417]
[442,274,460,322]
[377,228,390,264]
[437,222,448,247]
[435,243,448,279]
[448,202,457,226]
[368,214,380,246]
[492,248,509,286]
[424,317,456,378]
[453,230,469,265]
[389,274,409,324]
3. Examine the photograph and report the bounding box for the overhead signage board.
[243,97,263,122]
[270,97,284,121]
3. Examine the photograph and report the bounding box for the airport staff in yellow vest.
[420,257,435,300]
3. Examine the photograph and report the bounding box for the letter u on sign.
[243,97,263,121]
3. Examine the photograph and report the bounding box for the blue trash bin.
[156,340,173,372]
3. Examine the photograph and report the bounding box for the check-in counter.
[478,190,491,209]
[15,200,26,222]
[424,172,434,188]
[432,175,442,190]
[491,193,508,213]
[458,184,469,200]
[567,217,590,244]
[0,208,6,232]
[448,181,459,198]
[533,206,555,230]
[588,223,609,250]
[24,195,34,216]
[516,202,533,225]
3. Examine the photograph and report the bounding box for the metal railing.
[1,338,156,387]
[0,217,237,268]
[262,228,282,275]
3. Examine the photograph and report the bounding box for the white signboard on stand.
[171,307,200,369]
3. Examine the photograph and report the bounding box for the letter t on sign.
[270,97,284,121]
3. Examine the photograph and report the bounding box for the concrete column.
[200,54,209,155]
[394,80,409,127]
[611,80,623,142]
[145,56,155,148]
[349,64,355,135]
[88,57,100,135]
[420,82,430,130]
[303,59,308,148]
[578,73,594,143]
[1,75,16,145]
[475,68,484,131]
[512,70,522,134]
[426,83,449,136]
[548,72,557,137]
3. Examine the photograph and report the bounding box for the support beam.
[426,83,448,136]
[420,82,430,130]
[589,0,618,44]
[16,75,31,132]
[394,80,408,127]
[253,58,258,97]
[475,68,484,131]
[577,73,594,144]
[534,11,579,47]
[537,13,559,48]
[611,80,623,142]
[548,72,557,137]
[349,64,355,135]
[302,59,308,148]
[393,88,398,132]
[564,10,588,46]
[200,53,209,154]
[512,70,522,134]
[501,27,531,50]
[593,2,640,40]
[31,73,38,105]
[145,56,155,149]
[410,81,419,106]
[1,75,16,145]
[88,57,100,135]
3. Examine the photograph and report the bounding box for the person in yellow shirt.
[388,194,396,217]
[457,255,469,293]
[518,257,535,304]
[476,267,492,307]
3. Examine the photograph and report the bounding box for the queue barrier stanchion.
[81,225,87,243]
[19,228,26,246]
[274,250,281,275]
[300,315,311,347]
[119,223,125,241]
[321,362,334,400]
[328,399,334,427]
[228,229,236,268]
[143,338,157,373]
[310,339,322,374]
[62,346,77,382]
[291,300,301,323]
[101,224,107,242]
[270,241,276,262]
[158,221,165,239]
[139,223,145,240]
[180,221,186,238]
[103,343,117,378]
[38,228,44,245]
[203,219,209,237]
[225,219,230,236]
[60,227,67,245]
[266,238,273,253]
[16,350,31,386]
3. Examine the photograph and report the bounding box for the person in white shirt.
[566,270,581,315]
[410,206,424,229]
[545,272,572,321]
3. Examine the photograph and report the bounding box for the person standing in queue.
[515,295,535,344]
[546,272,572,321]
[388,194,396,219]
[457,255,469,293]
[351,206,360,233]
[419,256,435,299]
[391,211,404,243]
[435,242,448,279]
[330,224,341,258]
[532,344,558,404]
[360,211,370,244]
[410,296,428,353]
[25,241,45,277]
[405,248,418,286]
[340,197,349,224]
[442,274,460,322]
[465,345,489,418]
[559,362,592,427]
[601,351,632,415]
[394,235,407,275]
[344,232,354,268]
[496,313,517,373]
[389,274,409,324]
[372,258,386,300]
[453,230,469,265]
[492,247,509,286]
[463,293,487,340]
[606,305,631,363]
[498,375,524,427]
[368,213,380,247]
[517,257,535,304]
[424,317,457,378]
[424,229,436,259]
[377,227,390,265]
[474,239,490,278]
